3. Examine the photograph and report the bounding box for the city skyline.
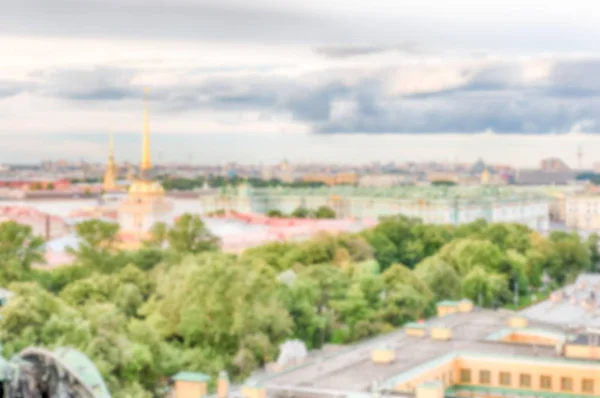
[1,131,600,168]
[4,1,600,163]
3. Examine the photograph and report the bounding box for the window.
[499,372,511,386]
[561,377,573,392]
[582,378,594,393]
[519,374,531,388]
[540,375,552,389]
[479,370,491,384]
[460,369,471,383]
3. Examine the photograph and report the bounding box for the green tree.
[67,219,122,272]
[266,209,284,218]
[46,182,55,190]
[461,266,510,307]
[315,206,336,219]
[167,213,220,254]
[414,256,461,301]
[0,221,45,282]
[587,233,600,271]
[291,207,310,218]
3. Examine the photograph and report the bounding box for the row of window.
[459,369,594,393]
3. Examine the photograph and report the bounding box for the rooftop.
[250,309,569,394]
[246,185,550,202]
[520,273,600,328]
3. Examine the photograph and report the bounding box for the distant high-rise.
[540,157,570,172]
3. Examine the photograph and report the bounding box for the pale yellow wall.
[565,195,600,230]
[502,333,558,346]
[457,301,473,313]
[372,349,396,364]
[218,378,229,398]
[455,357,599,396]
[406,327,427,337]
[564,344,600,360]
[437,305,458,317]
[174,381,207,398]
[416,384,444,398]
[395,356,600,396]
[241,387,267,398]
[507,316,528,329]
[430,327,452,341]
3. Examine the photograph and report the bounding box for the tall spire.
[108,130,115,161]
[140,87,152,172]
[103,131,117,191]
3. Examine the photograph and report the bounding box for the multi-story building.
[540,157,571,172]
[199,186,550,231]
[358,174,416,187]
[565,193,600,231]
[172,282,600,398]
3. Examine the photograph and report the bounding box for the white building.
[200,186,550,231]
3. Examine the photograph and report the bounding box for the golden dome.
[128,180,165,196]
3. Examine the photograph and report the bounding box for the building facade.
[199,186,550,231]
[565,193,600,231]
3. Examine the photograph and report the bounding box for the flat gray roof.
[252,309,569,395]
[520,273,600,328]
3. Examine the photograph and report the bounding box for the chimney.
[508,316,528,329]
[218,371,229,398]
[172,372,210,398]
[430,326,452,341]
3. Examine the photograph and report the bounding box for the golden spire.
[140,87,152,172]
[108,130,115,162]
[103,131,117,191]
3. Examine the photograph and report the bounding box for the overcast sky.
[3,0,600,166]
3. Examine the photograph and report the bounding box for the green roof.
[447,384,600,398]
[173,372,211,383]
[437,300,459,307]
[404,322,427,329]
[419,380,443,388]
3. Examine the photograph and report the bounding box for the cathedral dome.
[128,180,165,196]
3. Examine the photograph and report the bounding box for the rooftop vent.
[508,316,528,329]
[276,340,307,369]
[371,345,396,364]
[430,326,452,341]
[404,322,427,337]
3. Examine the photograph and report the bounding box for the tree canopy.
[0,213,592,396]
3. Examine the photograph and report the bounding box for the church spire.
[140,87,152,173]
[103,131,117,191]
[108,130,115,162]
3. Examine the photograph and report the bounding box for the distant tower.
[102,131,117,192]
[118,88,173,243]
[578,145,583,170]
[140,87,152,177]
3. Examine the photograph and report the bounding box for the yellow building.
[117,88,173,244]
[301,173,358,186]
[234,299,600,398]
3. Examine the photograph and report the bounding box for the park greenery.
[267,205,336,219]
[0,214,598,397]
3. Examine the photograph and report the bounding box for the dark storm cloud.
[32,67,140,101]
[15,57,600,134]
